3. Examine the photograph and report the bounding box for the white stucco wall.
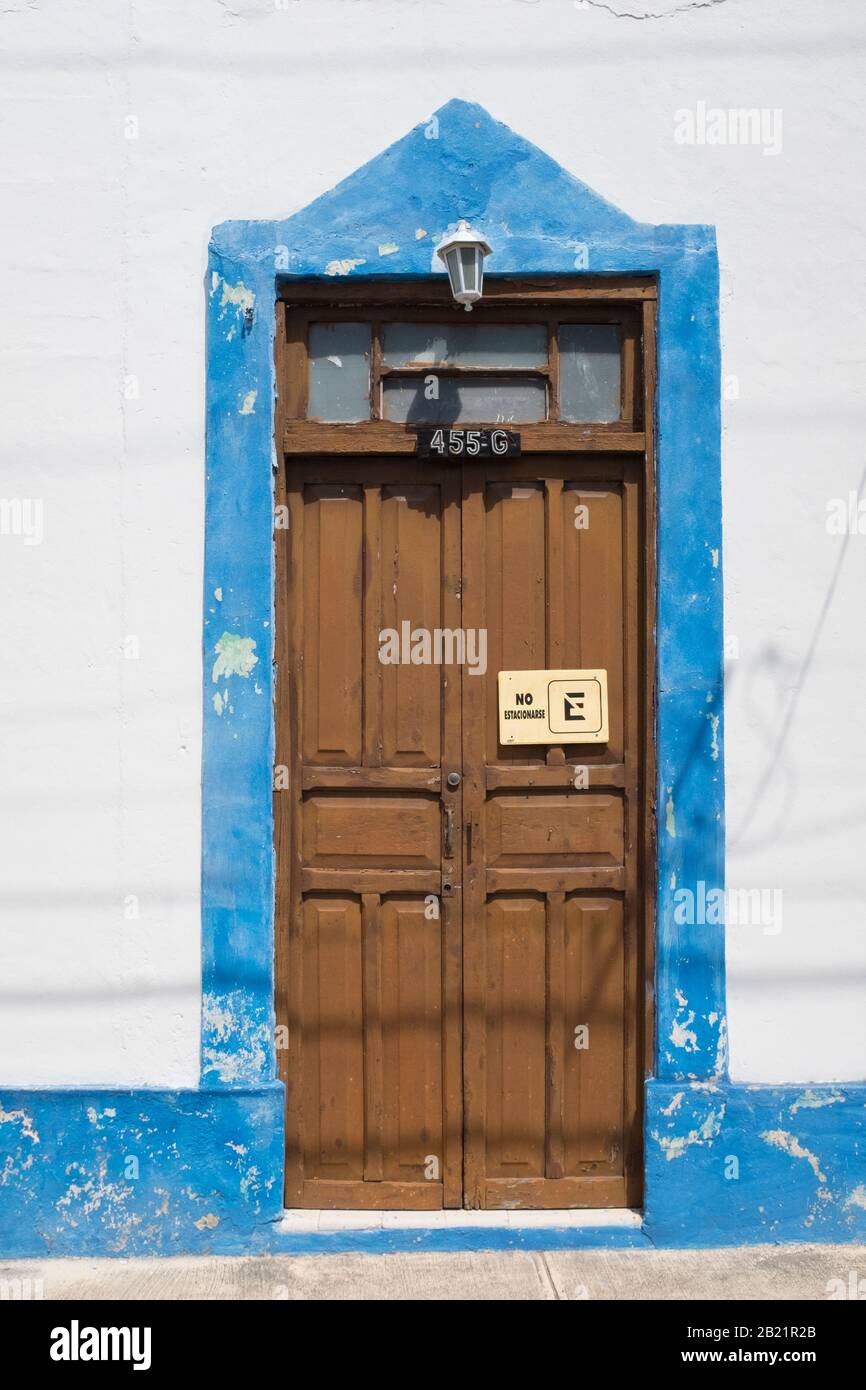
[1,0,864,1086]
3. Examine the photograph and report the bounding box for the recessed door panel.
[485,793,625,867]
[302,794,440,867]
[380,895,445,1182]
[301,486,364,765]
[483,894,548,1178]
[380,485,443,766]
[562,895,626,1172]
[300,895,365,1181]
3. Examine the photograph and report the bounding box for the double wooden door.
[277,452,647,1209]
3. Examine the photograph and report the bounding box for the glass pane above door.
[559,324,621,423]
[308,321,371,421]
[301,318,630,427]
[382,375,547,424]
[381,322,547,369]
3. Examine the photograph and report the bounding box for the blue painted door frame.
[201,98,727,1095]
[1,102,863,1258]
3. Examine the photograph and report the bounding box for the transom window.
[287,302,641,430]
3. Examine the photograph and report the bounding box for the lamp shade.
[435,219,492,311]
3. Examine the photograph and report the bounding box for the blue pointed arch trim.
[202,98,727,1093]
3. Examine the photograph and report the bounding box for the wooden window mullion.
[370,319,382,421]
[547,315,560,422]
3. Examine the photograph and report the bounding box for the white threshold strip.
[277,1208,643,1233]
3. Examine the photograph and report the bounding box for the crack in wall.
[573,0,729,18]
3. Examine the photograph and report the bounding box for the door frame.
[200,101,727,1230]
[272,281,656,1209]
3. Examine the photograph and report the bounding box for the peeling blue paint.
[3,100,855,1258]
[200,990,273,1088]
[0,1088,284,1257]
[2,1083,863,1256]
[645,1083,866,1247]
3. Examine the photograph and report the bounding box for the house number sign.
[498,669,609,746]
[415,428,521,458]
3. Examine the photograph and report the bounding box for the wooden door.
[275,284,653,1212]
[461,457,643,1209]
[279,459,465,1209]
[278,455,644,1210]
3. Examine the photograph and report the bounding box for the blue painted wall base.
[1,1083,863,1255]
[645,1082,866,1247]
[0,1086,284,1257]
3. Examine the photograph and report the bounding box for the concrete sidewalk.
[2,1245,863,1300]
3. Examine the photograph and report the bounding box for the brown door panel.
[461,459,642,1209]
[485,792,625,867]
[296,891,447,1196]
[302,793,441,867]
[281,463,463,1208]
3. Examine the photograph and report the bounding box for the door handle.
[444,805,454,860]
